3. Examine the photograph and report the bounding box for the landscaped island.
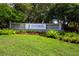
[0,33,79,56]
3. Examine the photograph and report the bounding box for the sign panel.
[25,24,46,30]
[25,24,29,29]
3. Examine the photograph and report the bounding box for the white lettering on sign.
[25,24,46,30]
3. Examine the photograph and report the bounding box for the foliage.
[58,31,65,35]
[0,4,25,28]
[60,32,79,43]
[46,30,79,43]
[0,4,25,22]
[0,29,16,35]
[48,3,79,31]
[46,30,59,38]
[14,3,55,23]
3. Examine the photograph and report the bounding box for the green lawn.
[0,34,79,56]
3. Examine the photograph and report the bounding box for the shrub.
[63,37,70,42]
[59,32,79,43]
[46,30,60,39]
[46,30,79,44]
[59,31,66,35]
[0,29,16,35]
[64,32,78,37]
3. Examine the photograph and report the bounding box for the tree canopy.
[14,3,55,23]
[0,4,25,28]
[0,4,25,22]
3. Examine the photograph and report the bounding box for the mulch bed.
[16,32,44,35]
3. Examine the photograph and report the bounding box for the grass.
[0,34,79,56]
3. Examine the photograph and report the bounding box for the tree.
[0,4,25,28]
[14,3,33,22]
[14,3,55,23]
[48,3,79,31]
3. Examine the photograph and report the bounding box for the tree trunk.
[9,21,11,29]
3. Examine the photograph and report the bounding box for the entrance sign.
[11,23,62,31]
